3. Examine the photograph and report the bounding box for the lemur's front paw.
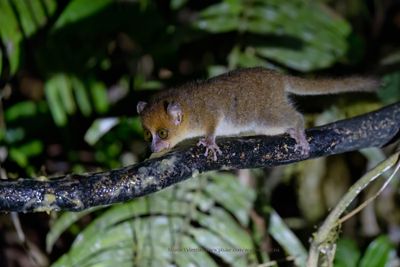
[197,137,222,161]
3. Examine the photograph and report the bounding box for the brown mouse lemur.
[137,67,379,160]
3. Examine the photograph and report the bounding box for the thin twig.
[307,152,400,267]
[339,158,400,224]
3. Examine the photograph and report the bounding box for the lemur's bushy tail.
[285,76,381,95]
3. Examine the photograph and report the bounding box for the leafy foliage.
[0,0,400,266]
[267,209,307,266]
[194,0,351,71]
[47,173,257,267]
[334,236,395,267]
[0,0,57,75]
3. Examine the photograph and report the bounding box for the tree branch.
[1,102,399,212]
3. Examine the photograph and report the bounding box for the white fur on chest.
[184,117,287,139]
[214,118,286,137]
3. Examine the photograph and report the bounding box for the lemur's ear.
[166,101,182,125]
[137,101,148,114]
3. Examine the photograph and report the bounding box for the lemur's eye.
[144,129,152,142]
[157,128,168,139]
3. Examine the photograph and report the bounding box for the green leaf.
[45,75,68,126]
[84,118,120,145]
[18,140,43,156]
[207,65,229,77]
[56,75,76,115]
[206,172,255,225]
[71,76,92,116]
[228,46,270,69]
[334,238,360,267]
[89,79,109,114]
[378,71,400,104]
[13,0,46,36]
[198,207,254,250]
[170,0,188,10]
[5,101,37,121]
[46,207,104,253]
[141,80,163,90]
[133,74,163,90]
[268,210,307,267]
[194,209,255,265]
[200,1,241,17]
[0,0,23,75]
[174,237,219,267]
[194,16,239,33]
[45,74,112,125]
[189,228,246,265]
[0,0,56,76]
[359,236,394,267]
[255,45,336,72]
[193,2,241,33]
[9,140,43,167]
[52,221,139,267]
[53,0,113,30]
[4,128,25,144]
[9,148,28,167]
